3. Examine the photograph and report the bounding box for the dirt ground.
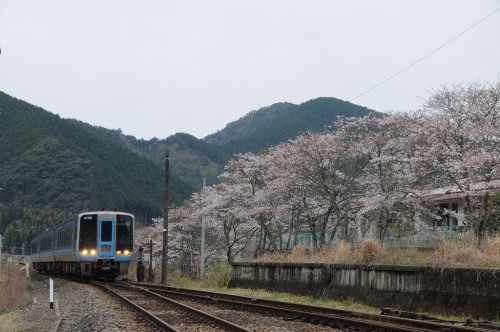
[0,311,26,332]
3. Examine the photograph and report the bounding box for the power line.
[350,6,500,103]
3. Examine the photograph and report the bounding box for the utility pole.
[0,188,3,283]
[148,239,154,282]
[161,149,170,284]
[0,233,3,283]
[200,177,206,278]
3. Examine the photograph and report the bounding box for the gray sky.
[1,1,499,140]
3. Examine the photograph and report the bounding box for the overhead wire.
[349,6,500,103]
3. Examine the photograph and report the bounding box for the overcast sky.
[1,1,499,140]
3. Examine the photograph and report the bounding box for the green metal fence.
[382,225,472,247]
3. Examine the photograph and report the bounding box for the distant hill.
[0,91,193,249]
[204,97,374,154]
[70,122,231,189]
[204,102,297,146]
[73,97,375,190]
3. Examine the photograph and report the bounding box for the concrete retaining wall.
[229,262,500,320]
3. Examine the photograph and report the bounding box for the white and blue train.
[30,211,134,280]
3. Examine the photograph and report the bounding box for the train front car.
[77,211,134,279]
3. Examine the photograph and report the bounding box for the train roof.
[31,211,135,243]
[80,211,134,216]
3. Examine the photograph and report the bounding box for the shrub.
[360,238,382,263]
[206,261,232,288]
[290,244,312,260]
[332,241,354,263]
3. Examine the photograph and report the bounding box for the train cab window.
[116,214,133,252]
[80,214,97,249]
[101,220,113,242]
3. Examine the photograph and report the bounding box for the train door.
[98,218,114,257]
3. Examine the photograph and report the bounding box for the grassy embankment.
[169,261,378,313]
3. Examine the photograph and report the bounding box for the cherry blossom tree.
[136,199,224,276]
[339,113,432,241]
[223,151,296,253]
[264,131,371,246]
[202,182,259,262]
[416,81,500,238]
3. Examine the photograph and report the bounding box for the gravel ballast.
[20,274,151,332]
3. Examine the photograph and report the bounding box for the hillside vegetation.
[71,122,231,188]
[0,91,192,249]
[81,97,374,189]
[204,97,374,154]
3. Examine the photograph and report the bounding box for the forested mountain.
[204,102,296,146]
[0,91,193,249]
[70,121,230,189]
[75,97,374,189]
[204,97,374,154]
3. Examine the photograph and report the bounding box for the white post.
[200,177,206,279]
[49,278,54,309]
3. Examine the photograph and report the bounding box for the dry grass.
[424,234,500,267]
[483,234,500,266]
[360,238,382,263]
[430,237,480,266]
[253,235,500,268]
[0,262,31,313]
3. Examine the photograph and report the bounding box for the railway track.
[93,281,348,331]
[41,275,499,331]
[92,281,252,331]
[115,282,499,332]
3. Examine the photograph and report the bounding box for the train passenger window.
[101,221,112,242]
[57,228,72,248]
[40,237,52,251]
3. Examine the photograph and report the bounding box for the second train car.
[31,210,134,280]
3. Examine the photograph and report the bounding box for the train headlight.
[82,249,88,255]
[124,250,130,255]
[116,250,122,254]
[90,249,96,256]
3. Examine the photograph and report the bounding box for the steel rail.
[105,282,252,332]
[131,283,498,332]
[92,281,178,332]
[148,288,435,332]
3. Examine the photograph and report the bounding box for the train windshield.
[116,214,133,252]
[79,214,97,249]
[101,220,113,242]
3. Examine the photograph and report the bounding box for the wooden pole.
[148,239,153,281]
